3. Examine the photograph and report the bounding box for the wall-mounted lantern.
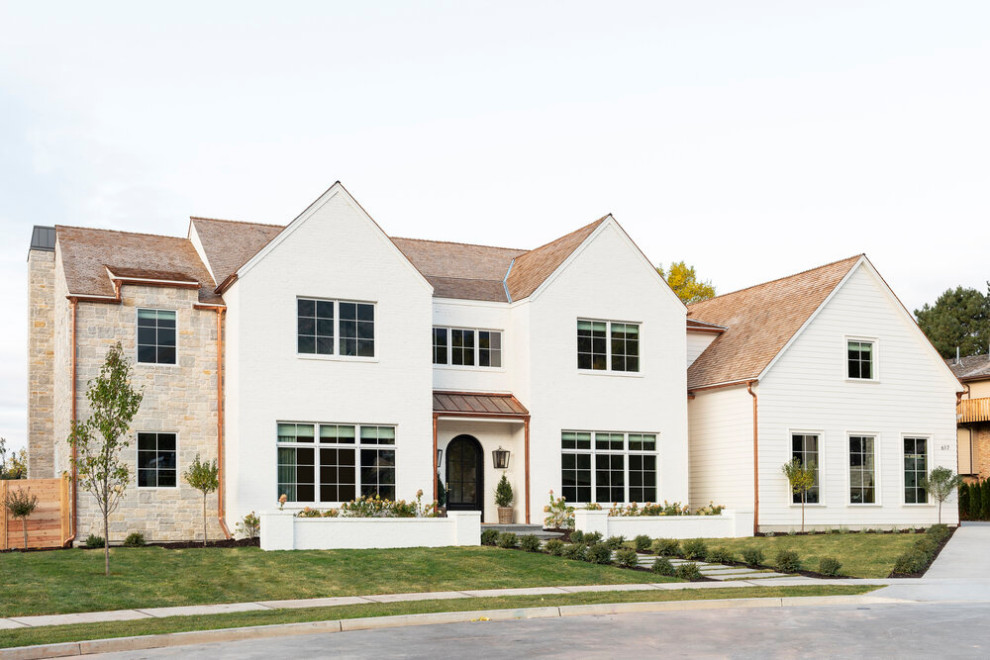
[492,446,510,470]
[436,448,443,469]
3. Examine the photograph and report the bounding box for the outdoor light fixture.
[436,448,443,469]
[492,446,510,470]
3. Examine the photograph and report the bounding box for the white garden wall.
[574,509,754,539]
[260,511,481,550]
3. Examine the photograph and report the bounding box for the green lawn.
[0,584,877,650]
[0,545,679,618]
[681,532,922,578]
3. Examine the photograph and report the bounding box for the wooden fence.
[0,477,72,550]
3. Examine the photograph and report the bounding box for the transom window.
[297,298,375,357]
[277,422,395,503]
[791,433,820,504]
[561,430,658,504]
[432,327,502,368]
[904,437,928,504]
[849,435,876,504]
[847,340,874,379]
[577,320,639,372]
[137,432,177,488]
[137,309,176,364]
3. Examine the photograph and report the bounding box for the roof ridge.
[689,254,863,306]
[190,216,285,228]
[55,224,189,241]
[523,216,608,255]
[390,236,527,252]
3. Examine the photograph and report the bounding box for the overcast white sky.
[1,1,988,452]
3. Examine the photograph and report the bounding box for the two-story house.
[27,183,689,540]
[945,354,990,481]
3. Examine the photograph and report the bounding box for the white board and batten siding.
[757,262,961,530]
[687,384,754,512]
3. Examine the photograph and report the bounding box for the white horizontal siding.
[688,385,754,511]
[687,331,717,367]
[757,264,959,529]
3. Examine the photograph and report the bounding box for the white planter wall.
[574,509,754,539]
[260,511,481,550]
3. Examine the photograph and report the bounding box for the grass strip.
[0,584,877,649]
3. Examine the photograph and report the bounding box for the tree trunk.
[938,500,942,525]
[801,492,806,533]
[22,517,28,550]
[104,510,110,576]
[202,494,208,547]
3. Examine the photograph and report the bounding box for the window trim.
[136,431,179,490]
[845,336,879,382]
[296,297,377,361]
[902,434,933,507]
[846,431,881,507]
[135,308,179,367]
[432,326,505,370]
[275,420,396,505]
[788,429,825,507]
[560,429,659,505]
[576,318,642,375]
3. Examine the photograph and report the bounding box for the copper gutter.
[66,297,78,545]
[215,307,230,539]
[433,413,439,503]
[747,380,759,536]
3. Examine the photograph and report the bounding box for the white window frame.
[902,434,933,506]
[845,335,879,382]
[577,318,642,375]
[135,308,178,367]
[432,326,505,370]
[275,421,396,505]
[846,431,881,506]
[788,429,825,507]
[560,430,659,505]
[296,297,377,362]
[136,431,179,489]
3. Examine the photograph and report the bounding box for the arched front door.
[446,435,484,517]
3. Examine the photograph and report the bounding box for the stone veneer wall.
[69,283,224,542]
[27,248,56,478]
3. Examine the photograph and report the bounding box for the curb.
[0,595,906,659]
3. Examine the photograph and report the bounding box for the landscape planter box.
[574,509,754,539]
[259,510,482,550]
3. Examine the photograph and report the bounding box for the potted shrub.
[495,474,514,524]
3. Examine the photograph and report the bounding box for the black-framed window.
[433,328,448,365]
[904,437,928,504]
[791,433,820,504]
[451,329,474,366]
[849,435,876,504]
[577,319,640,372]
[137,309,176,364]
[297,299,334,355]
[628,454,657,502]
[561,431,657,504]
[848,340,874,379]
[432,327,503,368]
[479,331,502,367]
[297,298,374,358]
[137,432,177,488]
[595,454,625,503]
[340,302,375,357]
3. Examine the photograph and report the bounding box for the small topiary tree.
[4,487,39,549]
[183,454,219,546]
[922,466,963,525]
[782,458,816,532]
[495,474,514,508]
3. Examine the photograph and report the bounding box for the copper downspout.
[524,417,531,524]
[66,297,78,545]
[432,413,439,503]
[747,380,759,536]
[216,308,231,539]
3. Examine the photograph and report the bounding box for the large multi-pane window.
[847,340,875,379]
[849,435,876,504]
[137,432,177,488]
[791,433,820,504]
[432,327,502,368]
[904,437,928,504]
[137,309,176,364]
[577,320,639,372]
[297,298,374,357]
[561,431,658,504]
[277,422,395,503]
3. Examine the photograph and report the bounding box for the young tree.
[657,261,716,304]
[914,285,990,358]
[922,466,964,525]
[183,454,219,546]
[67,342,143,576]
[4,487,39,549]
[782,458,817,532]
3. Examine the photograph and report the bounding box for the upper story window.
[432,327,502,368]
[137,432,177,488]
[137,309,176,364]
[297,298,375,358]
[577,319,639,372]
[847,339,875,380]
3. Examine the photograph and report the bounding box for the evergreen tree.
[915,285,990,358]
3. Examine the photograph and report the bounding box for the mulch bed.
[0,537,260,553]
[886,526,956,579]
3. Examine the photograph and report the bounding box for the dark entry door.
[446,435,484,516]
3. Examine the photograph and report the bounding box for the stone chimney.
[27,226,56,478]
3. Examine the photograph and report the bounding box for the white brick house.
[27,183,689,540]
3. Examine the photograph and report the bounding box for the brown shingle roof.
[433,391,529,416]
[390,238,526,303]
[946,354,990,382]
[686,255,863,390]
[505,218,606,301]
[56,225,223,305]
[190,217,284,289]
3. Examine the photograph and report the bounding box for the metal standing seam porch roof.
[432,391,529,417]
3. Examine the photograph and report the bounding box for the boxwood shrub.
[682,538,708,560]
[652,556,675,576]
[633,534,652,552]
[675,563,703,581]
[742,547,765,566]
[586,542,613,565]
[519,534,542,552]
[544,538,565,556]
[481,529,499,546]
[615,547,639,568]
[651,538,681,557]
[774,550,802,572]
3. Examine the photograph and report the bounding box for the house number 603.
[941,444,951,451]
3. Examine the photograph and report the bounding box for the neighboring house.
[686,256,963,532]
[945,355,990,481]
[26,183,689,541]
